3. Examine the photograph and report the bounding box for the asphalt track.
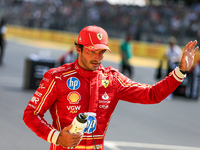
[0,37,200,150]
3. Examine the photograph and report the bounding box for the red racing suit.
[23,59,186,150]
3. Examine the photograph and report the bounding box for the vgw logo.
[84,116,97,134]
[67,77,80,90]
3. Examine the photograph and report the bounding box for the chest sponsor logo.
[102,78,109,88]
[67,105,81,113]
[102,92,109,100]
[84,116,97,134]
[67,77,80,90]
[99,100,110,103]
[99,105,109,109]
[67,91,81,104]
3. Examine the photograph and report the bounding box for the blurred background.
[2,0,200,44]
[0,0,200,150]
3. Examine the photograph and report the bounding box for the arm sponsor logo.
[42,77,49,82]
[38,83,46,90]
[31,96,39,104]
[34,91,42,97]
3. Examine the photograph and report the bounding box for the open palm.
[179,40,199,71]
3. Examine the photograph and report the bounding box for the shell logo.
[67,92,81,104]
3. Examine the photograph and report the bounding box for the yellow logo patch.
[97,33,103,40]
[67,92,81,104]
[102,79,109,88]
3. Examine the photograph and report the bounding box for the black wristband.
[180,69,188,74]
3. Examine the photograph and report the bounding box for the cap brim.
[84,44,112,53]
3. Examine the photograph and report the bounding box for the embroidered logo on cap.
[97,33,103,40]
[85,46,97,50]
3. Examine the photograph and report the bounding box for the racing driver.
[23,25,198,150]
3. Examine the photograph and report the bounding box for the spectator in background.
[165,36,182,100]
[120,33,133,79]
[0,18,7,65]
[165,36,182,75]
[170,15,181,37]
[57,47,76,66]
[3,0,200,45]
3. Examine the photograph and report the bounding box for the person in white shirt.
[165,36,182,75]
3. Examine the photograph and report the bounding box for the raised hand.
[179,40,199,71]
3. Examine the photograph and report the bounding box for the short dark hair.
[74,42,84,51]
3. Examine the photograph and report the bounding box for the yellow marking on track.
[104,52,162,68]
[8,35,70,50]
[7,35,163,68]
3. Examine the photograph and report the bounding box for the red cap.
[78,25,111,52]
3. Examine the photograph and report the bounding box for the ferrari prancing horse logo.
[102,79,109,88]
[97,33,103,40]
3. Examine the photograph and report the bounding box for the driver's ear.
[76,45,81,54]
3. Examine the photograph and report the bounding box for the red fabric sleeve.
[23,71,58,142]
[116,69,182,104]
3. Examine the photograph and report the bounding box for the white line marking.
[104,141,200,150]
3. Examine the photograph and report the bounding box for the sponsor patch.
[102,78,109,88]
[35,91,42,97]
[31,96,39,104]
[38,83,46,90]
[55,76,62,80]
[67,92,81,104]
[42,77,49,82]
[67,77,80,90]
[99,105,109,109]
[99,100,110,103]
[102,92,109,100]
[67,105,81,113]
[28,104,36,109]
